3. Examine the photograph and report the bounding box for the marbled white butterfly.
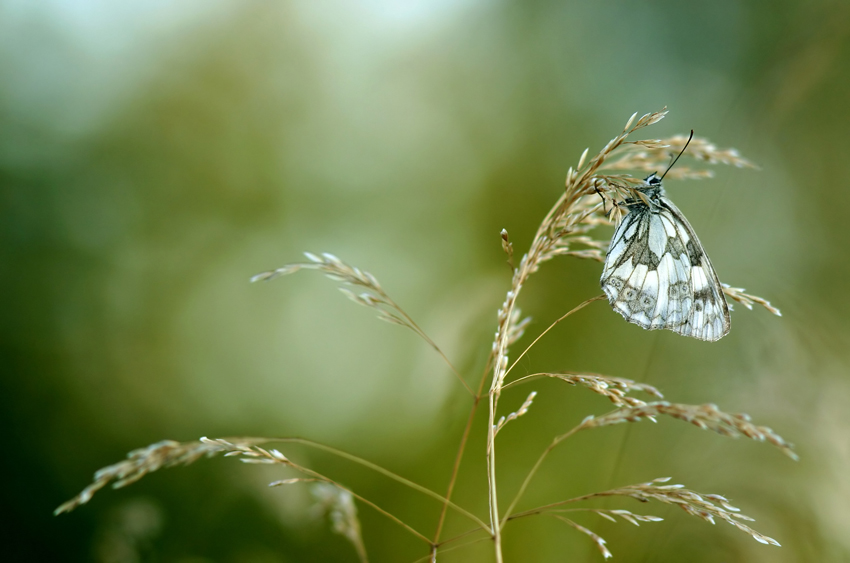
[600,135,731,341]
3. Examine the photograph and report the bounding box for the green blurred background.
[2,1,849,561]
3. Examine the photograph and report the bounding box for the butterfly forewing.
[600,177,731,342]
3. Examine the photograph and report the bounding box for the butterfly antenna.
[659,129,694,181]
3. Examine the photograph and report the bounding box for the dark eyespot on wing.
[602,276,625,301]
[638,292,656,312]
[621,286,638,302]
[668,280,689,299]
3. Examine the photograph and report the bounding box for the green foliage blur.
[2,1,849,561]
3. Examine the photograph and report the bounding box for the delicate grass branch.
[311,483,369,563]
[502,398,796,527]
[56,436,490,536]
[550,514,612,559]
[412,536,492,563]
[54,438,257,515]
[546,508,664,559]
[430,342,500,561]
[501,425,583,526]
[503,372,663,407]
[252,252,474,397]
[723,284,782,316]
[274,437,489,530]
[551,507,664,526]
[579,402,798,460]
[493,391,537,436]
[513,477,780,547]
[204,438,433,545]
[503,295,606,381]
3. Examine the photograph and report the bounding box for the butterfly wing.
[601,198,730,341]
[658,196,730,341]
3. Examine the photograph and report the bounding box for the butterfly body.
[601,174,731,341]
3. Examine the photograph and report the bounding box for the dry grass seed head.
[509,372,663,408]
[723,285,782,316]
[580,402,797,460]
[494,391,538,435]
[54,438,267,515]
[585,477,781,547]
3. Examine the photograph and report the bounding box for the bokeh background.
[2,1,849,561]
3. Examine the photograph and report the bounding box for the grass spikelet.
[54,438,260,515]
[723,284,782,316]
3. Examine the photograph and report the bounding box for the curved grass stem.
[266,437,491,533]
[381,293,475,397]
[429,352,497,562]
[502,294,605,382]
[290,461,430,546]
[500,425,583,526]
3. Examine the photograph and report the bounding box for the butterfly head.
[636,173,665,199]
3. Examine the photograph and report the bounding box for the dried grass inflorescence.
[511,476,779,558]
[252,252,408,328]
[545,508,665,559]
[607,135,757,180]
[570,477,781,547]
[493,391,538,436]
[723,284,782,316]
[579,402,798,460]
[56,109,792,562]
[505,372,663,408]
[54,438,263,515]
[253,251,473,395]
[312,483,369,563]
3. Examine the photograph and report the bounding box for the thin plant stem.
[291,461,432,545]
[500,372,556,391]
[502,294,606,381]
[429,395,480,560]
[382,293,475,397]
[487,391,503,562]
[436,525,491,547]
[500,425,583,526]
[504,476,608,522]
[267,437,490,532]
[437,507,625,546]
[410,536,493,563]
[484,188,576,561]
[429,351,498,561]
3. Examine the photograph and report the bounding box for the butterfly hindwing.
[660,196,730,340]
[600,177,731,341]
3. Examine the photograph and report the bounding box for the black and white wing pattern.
[600,174,731,341]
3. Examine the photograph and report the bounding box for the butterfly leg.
[596,188,626,220]
[594,185,610,216]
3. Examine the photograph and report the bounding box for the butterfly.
[600,170,731,342]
